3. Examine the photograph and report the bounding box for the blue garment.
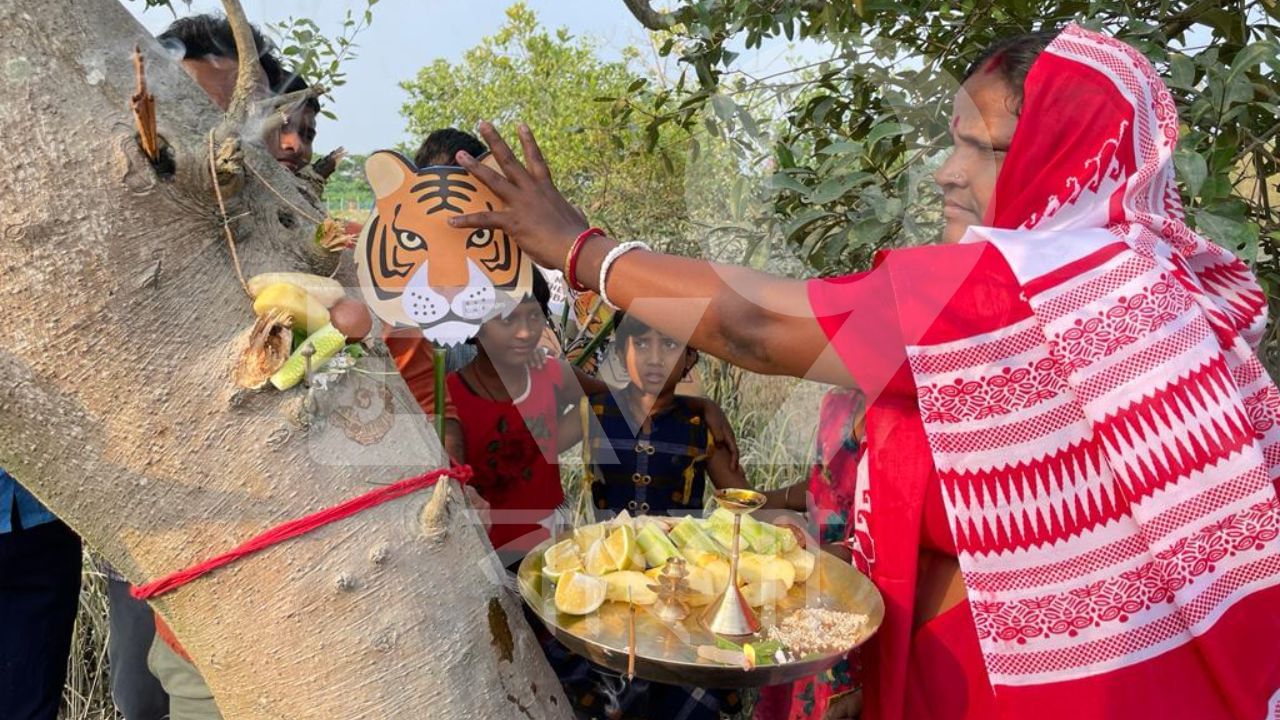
[0,467,56,533]
[586,392,713,517]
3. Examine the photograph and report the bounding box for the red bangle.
[565,227,605,293]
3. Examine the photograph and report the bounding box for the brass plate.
[517,533,885,688]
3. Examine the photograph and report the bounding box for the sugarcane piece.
[702,517,735,550]
[775,523,800,553]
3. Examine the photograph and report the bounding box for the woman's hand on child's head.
[450,122,592,273]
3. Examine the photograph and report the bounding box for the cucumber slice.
[270,323,348,390]
[636,524,678,568]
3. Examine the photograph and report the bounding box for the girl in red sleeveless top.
[449,274,744,568]
[448,273,575,566]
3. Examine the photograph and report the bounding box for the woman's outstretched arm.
[450,122,853,387]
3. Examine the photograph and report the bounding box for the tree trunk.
[0,1,568,717]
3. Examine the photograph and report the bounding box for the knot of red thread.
[132,465,473,601]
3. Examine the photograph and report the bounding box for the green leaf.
[765,172,811,195]
[817,140,863,156]
[1173,147,1208,198]
[713,635,743,652]
[710,94,738,126]
[864,122,913,145]
[808,173,865,204]
[1168,53,1196,89]
[782,208,834,240]
[1195,212,1260,263]
[1227,41,1278,84]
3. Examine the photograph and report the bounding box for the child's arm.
[444,419,466,466]
[762,482,807,510]
[552,361,588,452]
[706,447,804,510]
[569,365,610,396]
[705,442,751,492]
[555,400,585,452]
[682,397,740,472]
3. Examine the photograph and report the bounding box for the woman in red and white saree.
[450,23,1280,720]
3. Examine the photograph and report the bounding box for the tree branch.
[621,0,677,30]
[130,45,159,162]
[254,84,328,135]
[621,0,832,33]
[220,0,265,125]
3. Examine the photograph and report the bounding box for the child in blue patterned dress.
[559,313,797,719]
[581,312,755,521]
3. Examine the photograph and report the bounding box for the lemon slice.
[541,539,583,583]
[604,525,636,571]
[602,571,658,604]
[583,539,615,576]
[573,524,607,553]
[554,570,607,615]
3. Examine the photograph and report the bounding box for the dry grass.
[60,561,121,720]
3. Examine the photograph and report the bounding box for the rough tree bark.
[0,1,569,717]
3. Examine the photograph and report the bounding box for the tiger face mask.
[355,150,534,347]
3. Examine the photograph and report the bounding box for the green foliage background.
[399,4,692,248]
[610,0,1280,359]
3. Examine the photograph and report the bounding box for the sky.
[126,0,819,155]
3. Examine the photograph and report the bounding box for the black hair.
[961,30,1058,115]
[611,312,695,353]
[414,128,488,168]
[279,73,321,115]
[528,269,551,317]
[610,311,699,379]
[158,14,285,91]
[611,311,647,345]
[464,270,552,345]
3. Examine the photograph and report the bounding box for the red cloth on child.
[448,360,566,556]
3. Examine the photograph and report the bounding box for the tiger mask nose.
[428,261,470,294]
[434,285,465,303]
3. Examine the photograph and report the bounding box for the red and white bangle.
[599,241,650,309]
[564,227,605,293]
